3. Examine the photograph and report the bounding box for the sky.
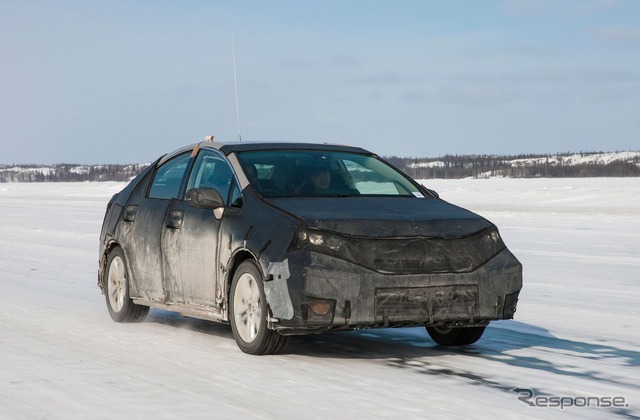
[1,0,639,164]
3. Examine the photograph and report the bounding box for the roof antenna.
[232,34,242,142]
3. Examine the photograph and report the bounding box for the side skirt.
[132,299,226,323]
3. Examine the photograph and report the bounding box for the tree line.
[1,152,639,182]
[0,164,149,183]
[385,153,640,179]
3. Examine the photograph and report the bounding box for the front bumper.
[270,247,522,334]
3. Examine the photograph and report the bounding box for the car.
[98,139,523,354]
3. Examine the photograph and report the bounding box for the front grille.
[299,226,506,275]
[373,258,426,273]
[375,285,479,324]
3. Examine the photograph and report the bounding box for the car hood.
[267,197,492,238]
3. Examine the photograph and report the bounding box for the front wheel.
[426,325,486,346]
[104,247,149,323]
[229,260,289,355]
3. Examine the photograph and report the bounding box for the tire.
[426,325,486,346]
[104,247,149,323]
[229,260,289,355]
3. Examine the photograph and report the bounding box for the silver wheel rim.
[233,272,262,343]
[107,255,126,313]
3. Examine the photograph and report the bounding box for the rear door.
[125,152,191,301]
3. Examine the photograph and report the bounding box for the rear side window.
[148,153,191,199]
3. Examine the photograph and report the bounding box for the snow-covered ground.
[1,179,638,419]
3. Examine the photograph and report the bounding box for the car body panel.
[125,197,169,300]
[161,199,220,306]
[266,196,492,237]
[218,142,371,155]
[285,246,522,332]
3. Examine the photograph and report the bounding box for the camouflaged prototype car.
[98,139,522,354]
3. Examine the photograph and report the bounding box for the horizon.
[1,148,639,167]
[2,1,639,164]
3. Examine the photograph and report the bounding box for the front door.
[161,150,235,308]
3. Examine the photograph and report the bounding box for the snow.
[409,161,446,169]
[69,166,90,175]
[1,179,639,419]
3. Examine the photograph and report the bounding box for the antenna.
[231,34,242,142]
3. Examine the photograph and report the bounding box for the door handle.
[166,210,184,229]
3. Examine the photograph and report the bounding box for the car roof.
[159,140,375,165]
[216,141,372,155]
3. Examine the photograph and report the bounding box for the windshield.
[236,150,424,198]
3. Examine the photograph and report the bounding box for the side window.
[186,150,236,205]
[148,153,191,199]
[229,180,242,207]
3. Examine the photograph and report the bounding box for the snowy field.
[1,178,638,419]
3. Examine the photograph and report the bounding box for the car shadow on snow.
[288,321,638,366]
[141,312,638,417]
[285,321,639,396]
[286,321,639,418]
[144,309,640,377]
[145,309,234,339]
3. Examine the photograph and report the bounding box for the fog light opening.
[309,298,332,316]
[502,291,520,319]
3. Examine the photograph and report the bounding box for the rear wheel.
[426,325,486,346]
[229,260,289,355]
[105,247,149,323]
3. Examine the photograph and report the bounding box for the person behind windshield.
[310,167,331,190]
[300,165,331,195]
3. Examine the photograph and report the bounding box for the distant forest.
[385,153,640,179]
[0,164,149,183]
[1,152,639,182]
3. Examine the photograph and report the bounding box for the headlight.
[294,227,344,251]
[482,227,504,250]
[308,233,324,246]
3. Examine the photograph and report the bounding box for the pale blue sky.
[1,0,639,163]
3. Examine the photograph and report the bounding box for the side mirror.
[186,188,225,209]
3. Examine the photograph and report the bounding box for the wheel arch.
[98,240,123,292]
[226,250,290,354]
[224,250,259,318]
